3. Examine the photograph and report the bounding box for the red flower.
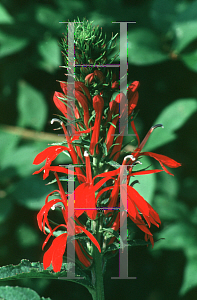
[37,172,100,272]
[43,224,101,272]
[32,122,85,183]
[85,70,105,85]
[127,123,182,175]
[70,151,119,220]
[75,90,90,128]
[60,81,91,102]
[89,95,104,155]
[109,81,140,161]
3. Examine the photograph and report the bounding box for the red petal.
[127,185,150,216]
[33,146,69,165]
[76,225,101,253]
[51,234,68,272]
[53,91,67,118]
[142,152,181,168]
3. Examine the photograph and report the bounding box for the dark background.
[0,0,197,299]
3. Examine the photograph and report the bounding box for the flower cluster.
[33,21,181,273]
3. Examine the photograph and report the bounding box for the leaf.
[38,38,62,72]
[180,253,197,295]
[11,176,56,210]
[0,286,51,300]
[36,6,64,31]
[0,4,14,24]
[17,81,48,131]
[0,31,28,58]
[0,260,92,290]
[143,98,197,151]
[127,28,168,65]
[173,21,197,53]
[150,0,176,33]
[1,144,48,177]
[154,222,196,251]
[154,221,197,295]
[153,195,188,221]
[130,156,156,205]
[0,131,19,166]
[181,49,197,72]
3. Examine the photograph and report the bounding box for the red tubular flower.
[127,123,182,175]
[90,95,104,155]
[111,81,119,89]
[60,81,91,102]
[85,73,94,85]
[75,240,93,268]
[42,223,101,272]
[85,70,105,85]
[33,145,70,179]
[32,121,86,183]
[109,82,140,161]
[72,151,119,220]
[75,90,90,128]
[37,172,100,272]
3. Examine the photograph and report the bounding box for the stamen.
[84,150,89,157]
[51,118,63,125]
[151,124,164,130]
[130,180,140,187]
[51,204,63,210]
[139,123,164,150]
[132,160,142,166]
[124,154,135,162]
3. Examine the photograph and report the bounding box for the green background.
[0,0,197,299]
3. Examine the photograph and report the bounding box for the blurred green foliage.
[0,0,197,299]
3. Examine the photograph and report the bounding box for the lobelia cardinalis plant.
[32,19,181,300]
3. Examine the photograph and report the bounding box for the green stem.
[90,218,105,300]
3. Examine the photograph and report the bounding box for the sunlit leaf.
[0,286,51,300]
[129,157,156,205]
[0,4,14,24]
[127,28,168,65]
[173,21,197,53]
[144,98,197,151]
[0,31,28,58]
[17,81,48,131]
[38,38,62,72]
[0,259,92,290]
[181,49,197,72]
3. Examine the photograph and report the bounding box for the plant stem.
[92,247,105,300]
[90,218,105,300]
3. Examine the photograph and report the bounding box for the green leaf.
[17,82,48,131]
[0,131,19,166]
[154,222,196,252]
[173,21,197,53]
[130,157,156,205]
[143,98,197,151]
[153,195,188,221]
[38,38,62,72]
[181,49,197,72]
[0,286,51,300]
[150,0,176,33]
[180,253,197,295]
[11,176,56,210]
[0,260,92,290]
[0,31,28,58]
[36,6,63,31]
[154,221,197,295]
[0,4,14,24]
[127,28,168,65]
[1,144,46,177]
